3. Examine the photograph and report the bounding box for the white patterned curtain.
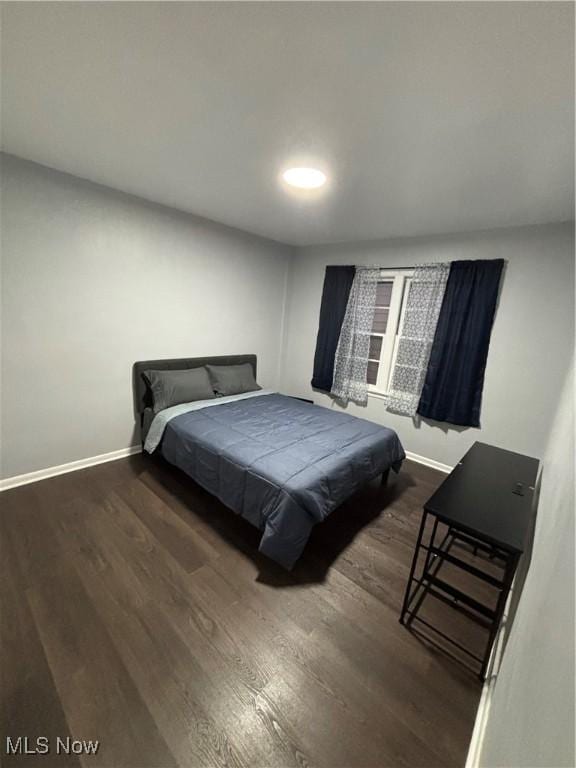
[386,263,450,416]
[331,267,380,405]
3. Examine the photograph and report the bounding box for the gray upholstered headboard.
[132,354,257,418]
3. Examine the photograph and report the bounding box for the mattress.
[146,391,405,568]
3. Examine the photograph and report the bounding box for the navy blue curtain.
[311,266,355,392]
[417,259,504,427]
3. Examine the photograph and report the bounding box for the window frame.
[367,268,414,398]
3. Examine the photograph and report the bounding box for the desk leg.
[400,510,427,624]
[424,517,439,574]
[480,551,519,680]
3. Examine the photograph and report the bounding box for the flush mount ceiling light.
[282,167,327,189]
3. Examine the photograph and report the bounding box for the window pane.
[367,360,379,385]
[376,281,393,306]
[372,307,389,334]
[369,335,383,359]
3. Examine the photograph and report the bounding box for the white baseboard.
[405,450,453,474]
[0,445,142,492]
[1,445,450,492]
[466,675,494,768]
[465,569,517,767]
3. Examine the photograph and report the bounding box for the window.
[367,269,413,395]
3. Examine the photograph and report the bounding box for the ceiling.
[1,2,574,246]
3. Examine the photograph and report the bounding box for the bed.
[133,354,405,569]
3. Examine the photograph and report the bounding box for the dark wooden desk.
[400,441,539,679]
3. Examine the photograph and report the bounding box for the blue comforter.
[159,393,405,568]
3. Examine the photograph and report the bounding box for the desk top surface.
[424,442,540,553]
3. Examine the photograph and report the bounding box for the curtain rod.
[355,265,413,271]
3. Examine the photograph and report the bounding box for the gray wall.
[0,155,292,478]
[479,358,575,768]
[281,222,574,467]
[2,153,574,480]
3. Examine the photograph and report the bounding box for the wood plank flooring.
[1,455,484,767]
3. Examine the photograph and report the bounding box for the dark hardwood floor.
[1,455,484,767]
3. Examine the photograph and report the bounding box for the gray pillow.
[143,367,215,413]
[206,363,261,397]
